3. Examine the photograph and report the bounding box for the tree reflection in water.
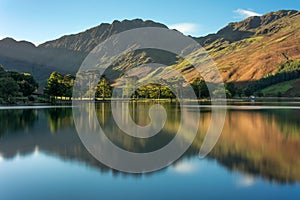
[0,103,299,183]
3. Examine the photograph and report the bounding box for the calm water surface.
[0,102,300,200]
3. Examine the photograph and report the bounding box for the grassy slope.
[215,12,300,82]
[137,11,300,95]
[171,11,300,84]
[260,78,300,96]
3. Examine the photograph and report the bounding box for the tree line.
[43,71,237,101]
[0,65,38,103]
[2,59,300,104]
[43,72,112,102]
[244,60,300,96]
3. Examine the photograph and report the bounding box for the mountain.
[0,10,299,92]
[0,19,168,85]
[193,10,300,84]
[40,19,167,52]
[195,10,299,46]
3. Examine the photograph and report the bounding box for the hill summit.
[0,10,299,89]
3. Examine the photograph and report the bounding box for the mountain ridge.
[0,10,299,90]
[39,18,168,52]
[195,10,299,46]
[0,18,168,84]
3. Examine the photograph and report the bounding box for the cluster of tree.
[244,60,300,96]
[0,64,38,103]
[123,79,236,100]
[44,71,240,101]
[191,77,236,98]
[44,72,75,101]
[133,84,175,100]
[43,60,300,101]
[4,59,300,104]
[95,76,112,99]
[44,72,112,101]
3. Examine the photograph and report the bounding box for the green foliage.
[191,78,236,98]
[135,84,175,100]
[259,79,299,97]
[212,88,225,98]
[0,67,38,100]
[96,76,112,99]
[136,85,149,98]
[245,60,300,96]
[278,60,300,73]
[44,72,112,101]
[225,82,236,97]
[160,86,175,100]
[236,88,243,98]
[254,91,263,97]
[133,79,236,100]
[244,88,252,97]
[17,74,39,96]
[0,77,20,102]
[44,72,75,100]
[44,72,63,98]
[191,78,209,98]
[40,60,300,100]
[148,85,160,99]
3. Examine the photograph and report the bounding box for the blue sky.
[0,0,299,44]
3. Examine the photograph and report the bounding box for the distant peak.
[89,18,167,32]
[220,9,299,33]
[266,9,299,16]
[1,37,17,42]
[112,19,121,24]
[0,37,36,47]
[39,18,168,51]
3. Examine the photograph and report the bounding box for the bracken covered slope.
[0,10,299,87]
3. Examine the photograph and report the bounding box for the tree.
[44,72,75,101]
[18,73,38,96]
[237,88,243,98]
[0,77,20,103]
[0,67,38,97]
[244,88,252,97]
[96,76,112,100]
[44,72,64,101]
[255,91,263,97]
[62,74,75,100]
[148,84,161,99]
[137,85,148,98]
[161,85,175,101]
[244,60,300,95]
[191,77,209,98]
[225,83,236,97]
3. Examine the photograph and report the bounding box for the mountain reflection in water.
[0,102,299,183]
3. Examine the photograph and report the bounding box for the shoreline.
[1,97,300,107]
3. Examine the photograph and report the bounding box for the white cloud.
[234,9,261,18]
[169,23,200,35]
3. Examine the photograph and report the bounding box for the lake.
[0,102,300,199]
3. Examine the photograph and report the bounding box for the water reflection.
[209,109,300,183]
[0,109,38,137]
[0,103,299,183]
[94,103,181,152]
[44,107,74,133]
